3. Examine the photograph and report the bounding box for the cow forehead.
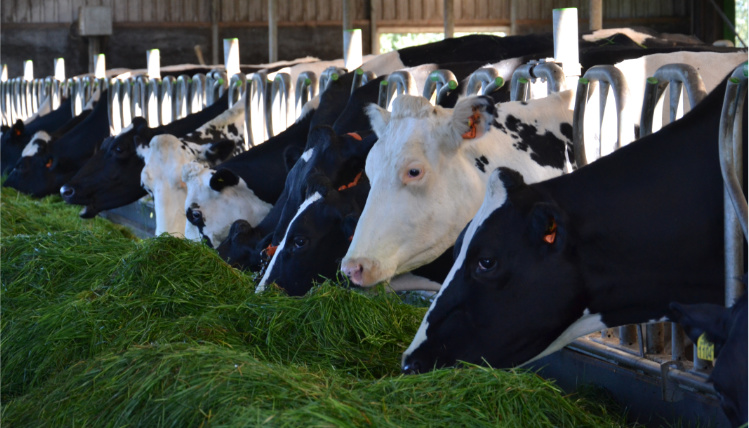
[366,115,447,177]
[21,131,51,157]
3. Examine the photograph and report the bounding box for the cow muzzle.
[340,257,386,287]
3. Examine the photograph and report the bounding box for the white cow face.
[182,162,272,248]
[341,95,498,287]
[342,92,574,287]
[140,135,236,240]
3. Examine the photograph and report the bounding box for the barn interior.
[1,1,747,427]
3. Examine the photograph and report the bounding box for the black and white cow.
[401,75,736,374]
[670,296,747,427]
[4,90,111,198]
[60,92,230,217]
[257,170,370,296]
[341,91,575,289]
[1,96,74,176]
[139,98,245,238]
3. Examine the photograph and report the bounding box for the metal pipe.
[466,67,504,96]
[191,73,207,112]
[589,0,602,31]
[161,75,177,126]
[268,71,291,137]
[247,71,270,144]
[175,75,192,118]
[640,63,707,137]
[444,0,454,39]
[268,0,278,63]
[377,80,389,108]
[319,66,348,91]
[386,70,416,108]
[295,71,318,115]
[422,69,457,105]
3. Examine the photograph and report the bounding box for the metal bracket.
[639,63,707,138]
[422,69,458,106]
[465,67,505,96]
[382,70,416,109]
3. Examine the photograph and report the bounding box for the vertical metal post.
[268,0,278,63]
[224,38,241,77]
[444,0,454,39]
[589,0,602,31]
[211,0,219,65]
[88,37,101,74]
[510,0,518,35]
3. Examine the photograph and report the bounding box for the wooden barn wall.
[2,0,688,26]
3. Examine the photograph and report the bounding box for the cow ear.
[131,117,149,133]
[209,168,240,192]
[669,302,730,346]
[307,125,337,149]
[228,219,253,241]
[1,124,10,133]
[12,119,24,137]
[528,202,566,252]
[447,95,496,147]
[283,146,304,171]
[365,103,391,138]
[305,172,333,199]
[203,139,236,164]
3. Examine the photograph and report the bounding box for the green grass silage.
[1,189,634,427]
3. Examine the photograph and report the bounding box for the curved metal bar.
[572,65,630,168]
[175,75,192,118]
[228,73,247,109]
[351,68,376,93]
[386,70,416,108]
[160,75,177,125]
[319,66,347,91]
[377,80,389,108]
[132,75,149,122]
[466,67,501,96]
[510,64,534,101]
[640,63,708,137]
[146,77,161,126]
[107,78,121,134]
[720,65,748,307]
[190,73,207,112]
[246,71,271,145]
[422,69,457,105]
[295,71,318,116]
[268,72,292,137]
[533,62,566,94]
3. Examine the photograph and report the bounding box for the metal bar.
[161,75,177,126]
[295,71,318,115]
[444,0,454,39]
[422,69,457,106]
[641,64,707,137]
[175,75,192,118]
[465,67,504,96]
[268,71,291,137]
[319,66,348,92]
[211,0,219,65]
[386,70,417,108]
[377,80,389,108]
[228,73,247,109]
[589,0,602,31]
[268,0,278,63]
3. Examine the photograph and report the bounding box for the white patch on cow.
[300,148,314,162]
[256,192,323,292]
[21,131,52,157]
[388,272,442,292]
[182,163,272,247]
[297,95,320,121]
[521,311,606,367]
[582,28,653,45]
[344,91,574,287]
[185,99,245,148]
[403,168,510,361]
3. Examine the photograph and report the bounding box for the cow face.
[182,163,272,248]
[140,136,237,239]
[216,219,267,270]
[670,297,748,427]
[1,119,29,176]
[258,172,368,297]
[61,118,151,218]
[3,132,67,197]
[402,168,591,373]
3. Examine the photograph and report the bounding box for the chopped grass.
[1,188,637,427]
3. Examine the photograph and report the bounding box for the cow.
[670,295,748,427]
[400,75,735,374]
[4,90,111,198]
[60,92,230,217]
[139,97,246,238]
[256,170,370,296]
[1,96,74,176]
[341,90,575,289]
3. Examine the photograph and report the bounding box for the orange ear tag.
[338,170,363,191]
[544,219,557,244]
[461,111,482,140]
[14,129,22,136]
[346,132,362,141]
[265,244,278,257]
[45,159,53,168]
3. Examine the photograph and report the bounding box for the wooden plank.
[113,0,127,23]
[237,0,249,21]
[381,0,395,21]
[221,0,233,22]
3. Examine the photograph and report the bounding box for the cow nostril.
[61,186,75,199]
[402,359,422,375]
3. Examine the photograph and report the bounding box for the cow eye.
[114,144,124,154]
[476,258,497,273]
[408,168,421,177]
[293,236,308,249]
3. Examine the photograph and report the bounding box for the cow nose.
[341,260,364,285]
[60,185,75,200]
[401,358,422,375]
[187,208,203,224]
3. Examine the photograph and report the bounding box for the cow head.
[61,117,152,217]
[3,131,69,197]
[340,95,498,287]
[401,167,590,373]
[216,219,270,271]
[1,119,29,176]
[182,162,272,248]
[141,135,237,239]
[258,170,368,296]
[670,297,748,427]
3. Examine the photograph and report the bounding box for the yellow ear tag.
[697,332,715,361]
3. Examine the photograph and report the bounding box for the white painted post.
[223,38,241,77]
[1,64,7,82]
[344,29,363,71]
[147,49,161,79]
[553,8,581,88]
[23,60,34,81]
[94,53,106,79]
[444,0,454,39]
[54,58,65,81]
